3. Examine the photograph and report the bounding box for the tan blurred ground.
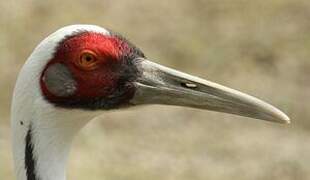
[1,0,310,179]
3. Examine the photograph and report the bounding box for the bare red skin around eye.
[40,32,132,102]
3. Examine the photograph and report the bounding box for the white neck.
[11,25,109,180]
[11,98,97,180]
[11,60,100,180]
[30,116,78,180]
[11,24,110,180]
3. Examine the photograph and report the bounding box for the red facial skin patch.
[40,31,142,109]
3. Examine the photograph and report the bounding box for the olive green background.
[1,0,309,179]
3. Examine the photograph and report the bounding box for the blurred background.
[0,0,309,179]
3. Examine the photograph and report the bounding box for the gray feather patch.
[43,63,77,97]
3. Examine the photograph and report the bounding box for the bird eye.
[77,51,98,70]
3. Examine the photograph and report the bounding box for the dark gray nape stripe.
[25,126,39,180]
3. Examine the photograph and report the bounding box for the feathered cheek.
[41,63,77,98]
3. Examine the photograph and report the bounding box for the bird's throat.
[12,109,95,180]
[21,121,78,180]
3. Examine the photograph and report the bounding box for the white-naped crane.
[11,25,290,180]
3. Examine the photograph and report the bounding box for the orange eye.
[77,51,98,70]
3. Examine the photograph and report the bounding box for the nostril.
[181,82,197,89]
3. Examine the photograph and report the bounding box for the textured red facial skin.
[40,32,135,105]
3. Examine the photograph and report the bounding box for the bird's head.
[40,30,144,110]
[10,25,290,180]
[15,24,290,124]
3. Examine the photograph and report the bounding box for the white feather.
[11,25,109,180]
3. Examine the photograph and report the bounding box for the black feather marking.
[25,126,39,180]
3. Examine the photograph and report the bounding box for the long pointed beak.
[131,58,290,124]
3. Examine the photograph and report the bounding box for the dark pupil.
[85,55,92,62]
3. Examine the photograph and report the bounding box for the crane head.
[33,25,289,123]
